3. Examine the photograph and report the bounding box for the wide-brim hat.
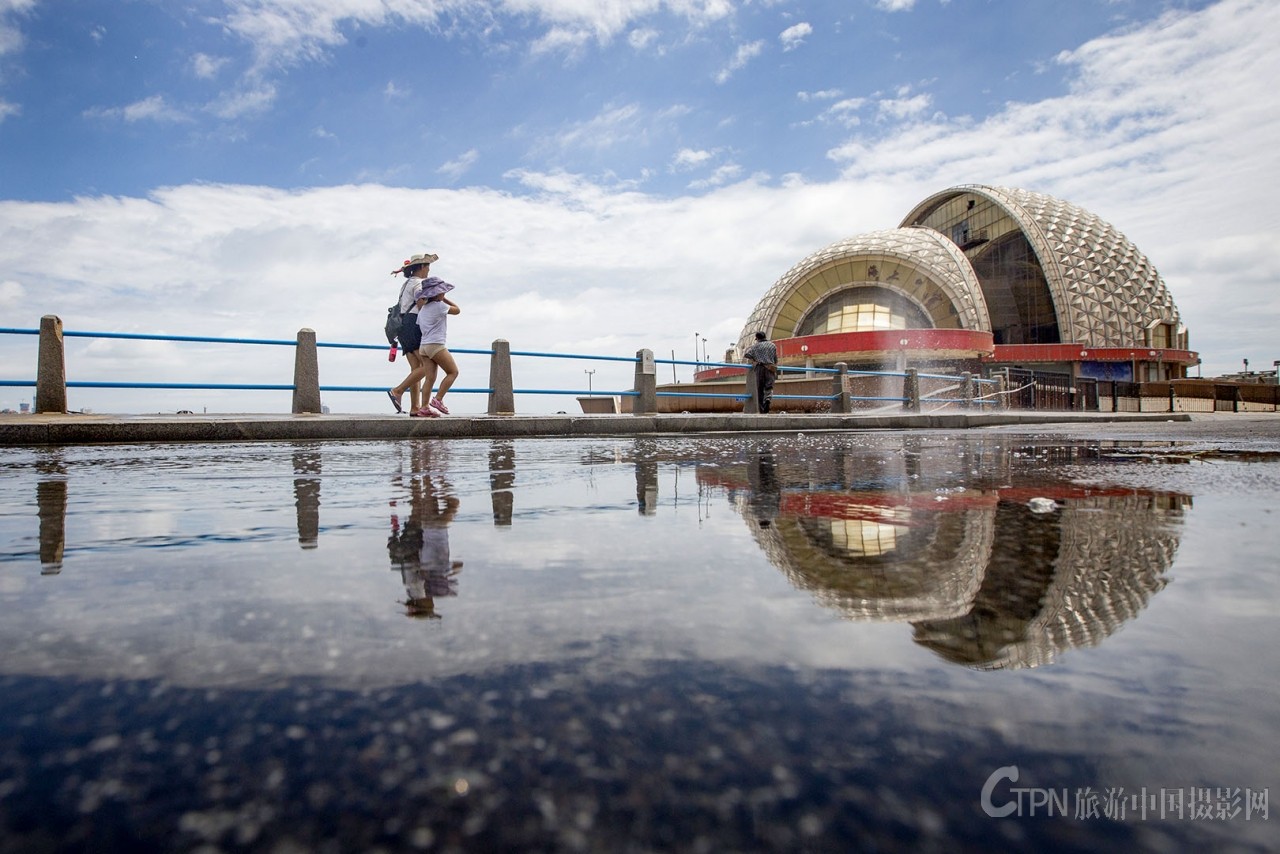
[417,279,455,300]
[391,252,439,275]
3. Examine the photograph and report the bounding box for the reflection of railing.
[3,316,998,415]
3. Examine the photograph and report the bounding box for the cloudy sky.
[1,0,1277,414]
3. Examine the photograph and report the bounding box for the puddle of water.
[0,433,1275,851]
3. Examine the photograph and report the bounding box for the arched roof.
[901,185,1181,347]
[737,227,989,354]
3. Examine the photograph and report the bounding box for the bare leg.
[420,360,439,405]
[404,352,425,413]
[431,349,460,401]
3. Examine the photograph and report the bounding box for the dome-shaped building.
[726,184,1195,386]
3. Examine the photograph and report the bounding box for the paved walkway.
[0,409,1220,445]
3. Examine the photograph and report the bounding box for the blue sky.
[1,0,1277,413]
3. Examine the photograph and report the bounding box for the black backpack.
[385,303,402,346]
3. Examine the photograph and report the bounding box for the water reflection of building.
[703,441,1190,669]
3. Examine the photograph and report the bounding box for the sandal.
[386,389,403,413]
[430,397,450,415]
[412,406,441,418]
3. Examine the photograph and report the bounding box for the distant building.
[707,185,1196,385]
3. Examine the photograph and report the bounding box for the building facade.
[719,185,1197,384]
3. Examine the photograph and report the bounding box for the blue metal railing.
[1,324,998,410]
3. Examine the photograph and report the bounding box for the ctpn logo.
[981,766,1071,818]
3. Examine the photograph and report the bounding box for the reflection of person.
[747,446,781,527]
[743,330,778,413]
[388,443,462,618]
[387,252,438,415]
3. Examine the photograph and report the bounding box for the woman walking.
[387,253,437,415]
[389,256,461,417]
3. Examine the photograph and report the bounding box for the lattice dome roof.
[737,226,988,354]
[902,185,1181,347]
[739,185,1184,352]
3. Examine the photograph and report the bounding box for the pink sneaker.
[430,397,450,415]
[411,406,440,418]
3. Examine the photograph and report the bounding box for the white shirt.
[416,299,449,345]
[398,277,422,314]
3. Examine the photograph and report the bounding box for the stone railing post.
[832,362,851,414]
[744,364,760,414]
[291,328,321,414]
[961,372,974,409]
[487,339,515,415]
[903,367,921,413]
[35,314,67,414]
[631,349,657,415]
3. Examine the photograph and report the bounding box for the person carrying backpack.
[386,252,437,415]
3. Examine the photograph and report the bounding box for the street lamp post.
[584,369,595,394]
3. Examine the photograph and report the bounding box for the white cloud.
[779,21,811,52]
[0,278,23,309]
[798,88,842,102]
[715,39,765,84]
[438,148,480,181]
[545,103,645,153]
[217,0,734,68]
[876,91,931,121]
[874,0,917,11]
[191,52,229,79]
[0,98,18,122]
[627,27,658,51]
[818,97,866,128]
[688,162,742,190]
[207,83,278,119]
[671,148,714,170]
[0,0,36,57]
[83,95,189,124]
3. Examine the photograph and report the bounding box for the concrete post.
[903,367,921,413]
[832,362,851,414]
[35,315,67,414]
[631,349,657,415]
[291,328,321,414]
[487,339,515,415]
[744,364,760,414]
[961,372,974,409]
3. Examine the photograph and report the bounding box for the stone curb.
[0,411,1192,446]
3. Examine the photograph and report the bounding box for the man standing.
[743,330,779,413]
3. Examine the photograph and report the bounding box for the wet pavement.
[0,415,1276,852]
